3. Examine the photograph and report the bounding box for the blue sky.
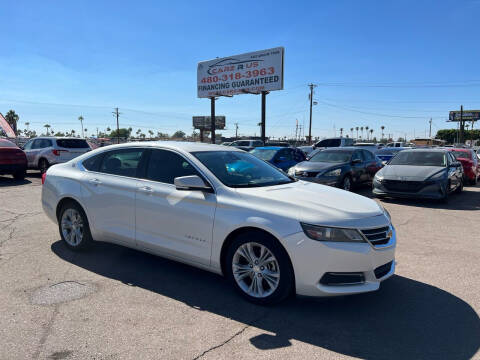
[1,0,479,140]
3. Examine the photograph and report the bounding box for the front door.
[135,148,216,266]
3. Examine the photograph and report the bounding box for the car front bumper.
[372,179,446,199]
[283,227,396,297]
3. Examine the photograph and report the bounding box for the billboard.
[449,110,480,122]
[0,113,16,138]
[193,116,226,130]
[197,47,284,98]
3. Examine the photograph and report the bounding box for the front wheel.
[341,175,352,191]
[455,179,463,194]
[225,233,294,305]
[59,202,93,251]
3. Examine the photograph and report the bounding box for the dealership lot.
[1,174,479,359]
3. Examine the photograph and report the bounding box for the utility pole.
[429,118,432,139]
[234,122,239,140]
[112,107,121,144]
[294,120,299,146]
[96,127,99,138]
[308,84,316,145]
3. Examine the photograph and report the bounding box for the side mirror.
[351,158,362,164]
[174,175,212,192]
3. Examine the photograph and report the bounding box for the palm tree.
[360,126,364,139]
[370,129,374,140]
[44,124,51,136]
[381,126,385,140]
[350,128,354,138]
[106,127,111,134]
[78,116,84,138]
[25,122,30,132]
[339,128,344,137]
[71,129,76,137]
[355,127,359,139]
[148,130,154,139]
[365,126,369,140]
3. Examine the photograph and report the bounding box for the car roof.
[91,141,243,153]
[402,148,448,153]
[317,147,356,152]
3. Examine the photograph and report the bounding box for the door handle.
[89,178,101,185]
[139,186,154,194]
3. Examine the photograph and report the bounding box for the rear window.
[452,151,471,160]
[56,139,90,148]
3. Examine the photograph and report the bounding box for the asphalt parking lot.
[1,173,479,360]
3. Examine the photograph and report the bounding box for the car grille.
[295,170,319,177]
[382,180,427,193]
[374,261,393,279]
[360,226,391,246]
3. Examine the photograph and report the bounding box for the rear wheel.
[225,232,294,305]
[39,158,49,174]
[455,179,463,194]
[59,202,93,251]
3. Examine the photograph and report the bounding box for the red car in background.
[0,139,27,180]
[449,148,479,185]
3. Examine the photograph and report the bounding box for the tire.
[341,175,352,192]
[39,158,49,174]
[225,232,294,305]
[58,201,93,251]
[455,179,463,194]
[441,182,450,203]
[13,169,26,180]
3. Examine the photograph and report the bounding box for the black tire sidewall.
[39,159,49,174]
[58,202,92,251]
[225,232,294,305]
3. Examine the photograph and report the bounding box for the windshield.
[389,151,446,166]
[310,150,352,163]
[452,151,471,160]
[192,151,293,188]
[250,148,277,161]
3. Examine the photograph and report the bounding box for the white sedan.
[41,142,396,305]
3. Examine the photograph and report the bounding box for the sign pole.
[210,97,216,144]
[261,91,267,144]
[199,129,204,143]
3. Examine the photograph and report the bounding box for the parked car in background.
[448,148,479,185]
[297,145,315,156]
[288,147,382,191]
[0,138,27,180]
[313,137,354,149]
[22,137,91,174]
[376,147,408,163]
[230,139,264,151]
[220,141,232,146]
[353,142,383,154]
[42,141,395,305]
[386,142,408,148]
[373,149,463,201]
[250,146,306,171]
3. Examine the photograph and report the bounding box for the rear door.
[135,148,216,265]
[362,150,381,181]
[80,148,146,245]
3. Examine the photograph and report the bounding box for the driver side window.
[23,140,33,150]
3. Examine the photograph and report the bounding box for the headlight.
[374,173,384,182]
[429,171,446,181]
[288,167,296,176]
[321,168,341,177]
[301,223,365,243]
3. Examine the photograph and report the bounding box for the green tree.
[4,110,19,133]
[172,130,186,139]
[54,131,66,137]
[109,128,132,139]
[148,130,154,138]
[44,124,51,136]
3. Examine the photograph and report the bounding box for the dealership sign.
[449,110,480,122]
[192,116,226,130]
[197,47,284,98]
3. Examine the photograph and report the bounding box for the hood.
[379,165,445,180]
[294,161,346,172]
[234,180,384,227]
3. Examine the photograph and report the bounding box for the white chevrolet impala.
[42,142,396,304]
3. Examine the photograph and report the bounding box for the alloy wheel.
[343,177,351,191]
[61,208,84,246]
[232,242,280,298]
